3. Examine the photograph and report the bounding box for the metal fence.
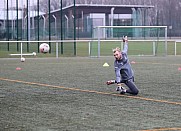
[0,0,146,41]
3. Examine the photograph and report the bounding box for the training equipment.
[16,67,22,70]
[9,42,36,62]
[115,86,126,93]
[90,26,167,57]
[116,86,121,91]
[32,52,36,56]
[120,87,126,94]
[131,61,136,64]
[21,57,25,62]
[8,42,36,62]
[103,62,109,67]
[39,43,50,53]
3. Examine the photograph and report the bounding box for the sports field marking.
[137,127,181,131]
[0,77,181,106]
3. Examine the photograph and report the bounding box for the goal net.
[89,26,167,57]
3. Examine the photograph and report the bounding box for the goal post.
[90,26,167,57]
[174,40,181,56]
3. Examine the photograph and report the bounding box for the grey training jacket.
[114,43,134,83]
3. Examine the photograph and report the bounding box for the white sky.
[0,0,38,10]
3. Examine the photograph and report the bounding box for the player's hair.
[112,47,121,53]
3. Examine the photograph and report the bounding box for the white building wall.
[90,13,131,38]
[90,13,105,38]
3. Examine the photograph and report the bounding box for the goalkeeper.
[106,36,139,95]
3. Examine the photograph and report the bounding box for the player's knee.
[133,89,139,95]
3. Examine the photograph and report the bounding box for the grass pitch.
[0,56,181,131]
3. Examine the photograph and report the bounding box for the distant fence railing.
[0,39,180,58]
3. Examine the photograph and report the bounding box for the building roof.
[52,4,154,14]
[68,4,154,9]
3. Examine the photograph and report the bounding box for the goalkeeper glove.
[122,36,128,42]
[106,80,116,85]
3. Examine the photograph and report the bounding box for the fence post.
[153,41,155,56]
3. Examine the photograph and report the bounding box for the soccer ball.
[21,57,25,62]
[39,43,50,53]
[32,52,36,56]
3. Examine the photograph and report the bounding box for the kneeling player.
[106,36,139,95]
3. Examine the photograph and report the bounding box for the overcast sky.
[0,0,37,10]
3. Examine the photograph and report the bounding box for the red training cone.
[131,61,136,64]
[16,67,22,70]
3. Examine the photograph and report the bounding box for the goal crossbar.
[95,25,167,29]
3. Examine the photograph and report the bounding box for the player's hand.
[123,36,128,42]
[106,80,115,85]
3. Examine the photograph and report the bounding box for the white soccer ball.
[39,43,50,53]
[21,57,25,62]
[32,52,36,56]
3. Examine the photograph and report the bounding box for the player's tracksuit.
[114,42,139,95]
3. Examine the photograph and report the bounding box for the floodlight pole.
[22,1,24,40]
[73,0,76,56]
[37,0,40,52]
[6,0,10,51]
[60,0,63,54]
[26,0,30,52]
[16,0,19,51]
[11,0,13,39]
[48,0,51,53]
[4,0,6,29]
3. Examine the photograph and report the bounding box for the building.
[52,4,154,39]
[0,4,154,40]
